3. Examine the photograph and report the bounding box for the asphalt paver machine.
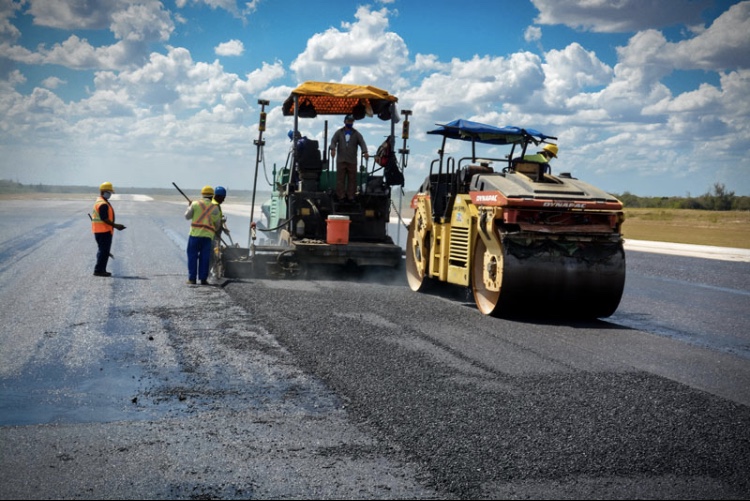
[219,82,410,279]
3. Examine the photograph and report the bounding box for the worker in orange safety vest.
[91,181,126,277]
[184,185,222,285]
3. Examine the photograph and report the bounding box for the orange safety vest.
[190,199,218,238]
[91,197,114,234]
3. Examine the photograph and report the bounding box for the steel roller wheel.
[405,218,431,292]
[471,235,504,316]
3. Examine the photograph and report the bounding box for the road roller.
[406,119,626,318]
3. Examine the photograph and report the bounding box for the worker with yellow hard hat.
[522,143,558,175]
[542,143,558,158]
[91,181,126,277]
[184,185,223,285]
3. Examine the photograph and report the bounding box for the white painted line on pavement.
[624,240,750,263]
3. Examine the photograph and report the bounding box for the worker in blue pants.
[184,185,222,285]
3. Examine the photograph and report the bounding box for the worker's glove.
[115,224,126,231]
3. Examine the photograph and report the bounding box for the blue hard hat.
[214,186,227,197]
[288,130,294,141]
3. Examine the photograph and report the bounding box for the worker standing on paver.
[91,181,126,277]
[329,114,369,202]
[184,185,222,285]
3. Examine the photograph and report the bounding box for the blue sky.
[1,0,749,197]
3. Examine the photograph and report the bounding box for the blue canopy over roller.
[427,119,554,145]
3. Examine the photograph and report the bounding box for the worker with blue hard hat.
[288,129,305,141]
[210,186,231,278]
[212,186,229,237]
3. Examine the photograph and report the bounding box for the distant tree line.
[0,180,258,199]
[0,179,95,194]
[614,183,749,210]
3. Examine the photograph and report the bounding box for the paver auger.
[406,119,626,318]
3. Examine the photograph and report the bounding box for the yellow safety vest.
[190,199,219,238]
[523,153,548,163]
[91,197,114,234]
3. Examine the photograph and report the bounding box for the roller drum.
[474,236,626,319]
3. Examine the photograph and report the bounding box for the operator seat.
[297,139,322,191]
[511,158,548,182]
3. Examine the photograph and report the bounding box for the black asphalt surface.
[224,275,750,500]
[0,197,749,500]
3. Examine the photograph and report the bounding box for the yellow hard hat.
[543,144,558,158]
[99,181,115,193]
[201,185,214,197]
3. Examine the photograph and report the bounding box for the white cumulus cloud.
[215,39,244,57]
